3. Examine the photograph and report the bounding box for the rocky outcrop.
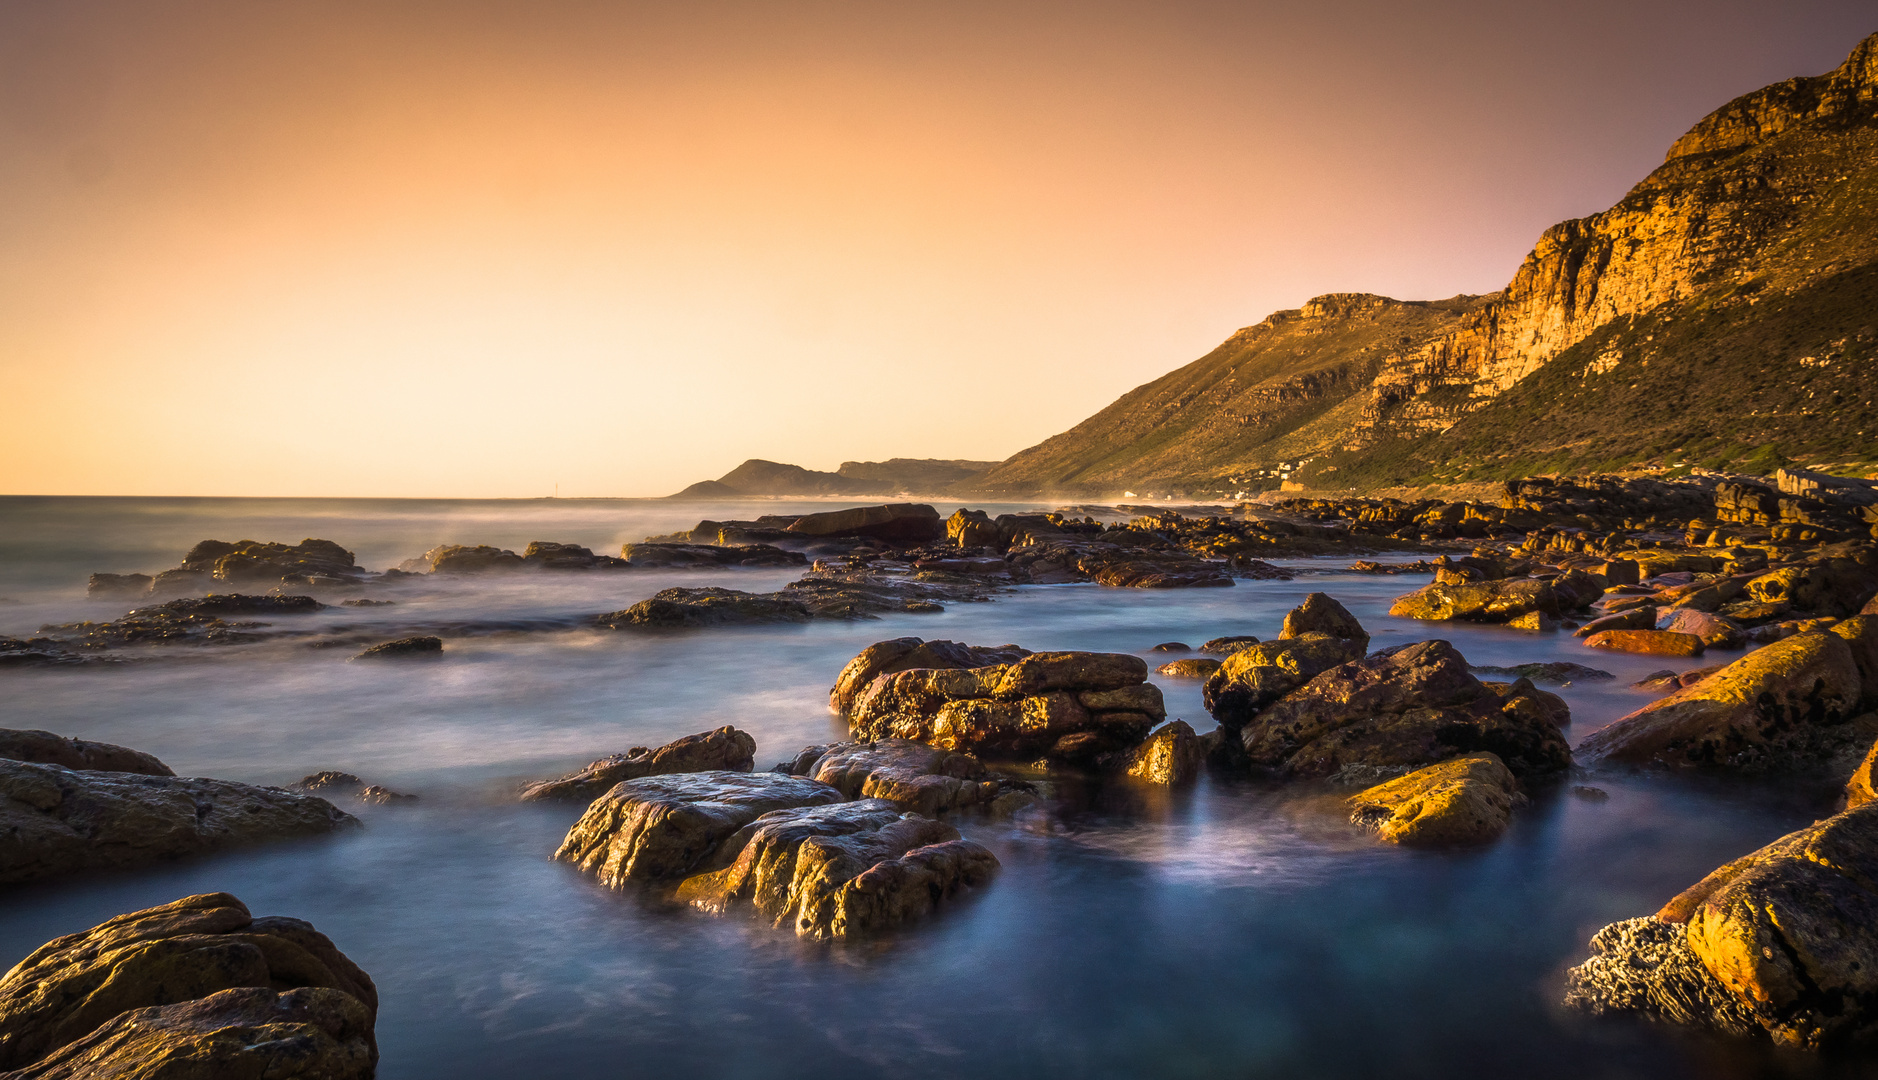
[553,771,845,887]
[1202,594,1371,730]
[0,730,173,776]
[520,727,757,802]
[1565,801,1878,1047]
[1346,753,1520,846]
[829,638,1032,715]
[673,799,999,940]
[1,761,357,884]
[773,739,1018,815]
[845,651,1161,764]
[1238,640,1573,780]
[0,892,376,1074]
[1579,630,1877,769]
[784,504,944,544]
[108,539,367,598]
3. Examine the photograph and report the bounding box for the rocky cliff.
[969,31,1878,498]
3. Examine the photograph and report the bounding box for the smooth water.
[0,497,1869,1079]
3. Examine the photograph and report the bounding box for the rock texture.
[1115,720,1208,786]
[0,761,356,884]
[829,638,1032,715]
[1203,594,1372,730]
[773,740,1013,815]
[1565,802,1878,1047]
[521,727,757,802]
[0,730,173,776]
[1346,753,1520,846]
[0,892,376,1074]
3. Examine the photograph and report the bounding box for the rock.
[1573,785,1610,800]
[34,596,323,651]
[1156,657,1221,678]
[0,731,173,776]
[350,636,442,660]
[1580,631,1875,769]
[1116,720,1207,785]
[1281,592,1369,649]
[291,772,416,804]
[0,638,107,668]
[553,771,845,887]
[1566,803,1878,1047]
[1748,559,1878,619]
[1599,559,1642,585]
[421,544,524,574]
[85,573,151,599]
[1199,636,1259,655]
[1832,615,1878,710]
[829,638,1031,716]
[520,727,757,802]
[1657,608,1745,649]
[946,509,1000,548]
[0,761,357,885]
[674,800,998,940]
[1388,578,1560,624]
[1846,739,1878,810]
[596,587,812,628]
[620,543,806,568]
[0,892,376,1073]
[10,986,377,1079]
[339,598,394,607]
[1202,635,1366,730]
[1509,610,1558,631]
[1240,640,1573,780]
[1469,662,1613,684]
[774,740,1009,815]
[784,504,944,544]
[1583,629,1706,657]
[1346,753,1520,846]
[1150,642,1190,653]
[1576,606,1657,638]
[522,541,608,569]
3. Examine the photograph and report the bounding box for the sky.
[0,1,1872,498]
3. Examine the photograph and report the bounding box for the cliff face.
[973,31,1878,497]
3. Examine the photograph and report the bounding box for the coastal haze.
[0,1,1871,497]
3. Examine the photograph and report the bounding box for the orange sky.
[1,1,1871,497]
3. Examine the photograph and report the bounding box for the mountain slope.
[970,31,1878,497]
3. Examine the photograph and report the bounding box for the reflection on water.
[0,498,1868,1079]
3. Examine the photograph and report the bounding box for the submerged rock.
[553,771,845,887]
[350,636,443,660]
[774,739,1012,815]
[1565,802,1878,1047]
[0,892,377,1073]
[674,799,998,940]
[1346,753,1520,846]
[85,573,152,599]
[1579,631,1875,770]
[0,760,357,884]
[34,595,323,650]
[420,544,525,574]
[0,730,173,776]
[292,772,417,804]
[521,726,757,802]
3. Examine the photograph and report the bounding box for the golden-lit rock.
[520,726,757,802]
[773,739,1008,815]
[1582,629,1706,657]
[1346,753,1519,846]
[1388,578,1558,624]
[1120,720,1207,786]
[1156,657,1221,678]
[1846,737,1878,810]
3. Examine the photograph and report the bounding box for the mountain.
[668,457,998,498]
[968,31,1878,498]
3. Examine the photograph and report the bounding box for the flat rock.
[1583,629,1707,657]
[1579,631,1875,769]
[521,726,757,802]
[420,545,524,573]
[1657,608,1745,649]
[1198,636,1259,655]
[0,892,376,1073]
[0,761,357,885]
[1347,753,1519,846]
[1156,657,1221,678]
[1388,578,1560,623]
[620,543,806,568]
[1469,662,1613,684]
[350,636,442,660]
[553,771,845,887]
[0,730,172,776]
[596,587,812,628]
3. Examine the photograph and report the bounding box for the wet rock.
[1114,720,1207,785]
[521,726,757,802]
[350,636,443,660]
[553,771,845,886]
[946,509,1000,548]
[35,596,322,650]
[784,504,944,544]
[829,638,1032,715]
[153,595,324,617]
[340,598,395,607]
[1658,609,1745,649]
[1346,753,1520,846]
[1583,629,1706,657]
[1150,642,1191,653]
[1565,802,1878,1047]
[1282,593,1370,648]
[1202,636,1366,731]
[0,730,173,776]
[421,544,525,574]
[0,891,377,1072]
[292,772,417,804]
[1156,657,1221,678]
[1469,662,1613,684]
[1199,636,1260,655]
[85,573,151,599]
[774,740,1012,815]
[1389,577,1560,624]
[1509,611,1559,632]
[1580,631,1874,769]
[596,587,812,629]
[0,638,108,668]
[0,761,357,884]
[620,543,806,568]
[674,800,998,940]
[1240,640,1573,780]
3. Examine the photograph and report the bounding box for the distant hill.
[667,457,998,498]
[963,31,1878,498]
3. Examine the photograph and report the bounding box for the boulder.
[0,892,376,1073]
[1656,609,1745,650]
[674,799,998,940]
[1346,753,1520,846]
[1202,635,1366,730]
[350,636,442,660]
[1388,578,1560,624]
[421,544,524,574]
[945,509,1000,549]
[85,573,151,599]
[1156,657,1221,678]
[0,761,357,884]
[553,771,845,887]
[1280,592,1369,649]
[0,730,172,776]
[829,638,1032,715]
[1579,631,1874,769]
[291,772,417,805]
[523,540,605,569]
[1574,606,1657,637]
[1582,630,1706,657]
[521,727,757,802]
[773,740,1006,815]
[1239,640,1573,780]
[1748,559,1878,619]
[1115,720,1207,785]
[1199,636,1259,655]
[1565,803,1878,1047]
[785,504,944,544]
